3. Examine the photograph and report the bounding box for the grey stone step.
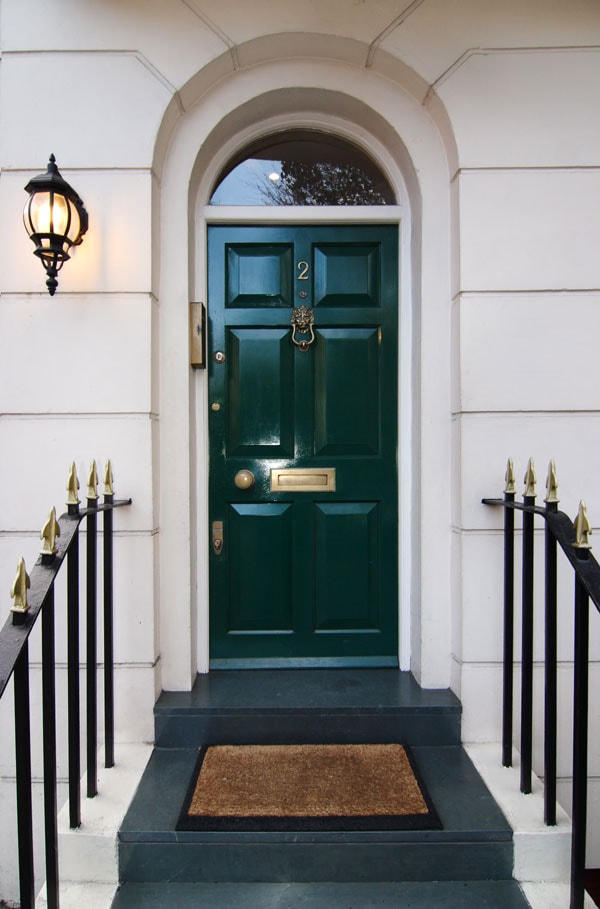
[111,880,532,908]
[118,745,513,883]
[154,669,462,748]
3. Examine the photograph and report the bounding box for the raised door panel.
[314,328,380,456]
[226,328,294,457]
[226,243,293,308]
[313,243,380,307]
[314,502,380,631]
[226,503,294,633]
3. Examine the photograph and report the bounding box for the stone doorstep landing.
[153,668,462,748]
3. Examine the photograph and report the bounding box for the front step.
[118,670,515,887]
[154,668,462,747]
[119,742,513,883]
[112,880,532,908]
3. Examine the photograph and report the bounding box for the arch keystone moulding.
[155,52,454,693]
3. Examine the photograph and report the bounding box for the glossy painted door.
[208,225,398,667]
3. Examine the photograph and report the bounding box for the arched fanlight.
[23,154,88,296]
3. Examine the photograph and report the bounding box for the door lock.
[212,521,224,555]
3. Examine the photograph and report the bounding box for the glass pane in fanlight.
[210,130,395,206]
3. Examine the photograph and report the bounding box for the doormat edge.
[176,743,443,832]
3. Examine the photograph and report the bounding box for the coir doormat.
[176,743,442,832]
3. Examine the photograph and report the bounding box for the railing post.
[40,508,60,908]
[86,461,99,797]
[502,458,516,768]
[42,586,60,909]
[66,463,81,828]
[14,641,34,909]
[103,460,115,768]
[571,501,592,909]
[544,461,559,826]
[520,458,536,794]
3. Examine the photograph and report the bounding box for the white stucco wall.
[1,0,600,899]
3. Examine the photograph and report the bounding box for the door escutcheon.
[212,521,224,555]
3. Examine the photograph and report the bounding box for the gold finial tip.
[40,505,60,556]
[66,462,81,506]
[574,500,592,550]
[10,557,31,615]
[103,459,114,496]
[87,460,99,500]
[504,458,516,494]
[545,459,560,504]
[524,457,537,497]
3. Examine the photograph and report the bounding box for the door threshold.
[209,657,399,670]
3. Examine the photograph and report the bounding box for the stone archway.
[153,48,454,692]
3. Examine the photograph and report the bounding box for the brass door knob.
[234,469,255,490]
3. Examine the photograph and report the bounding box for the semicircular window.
[210,131,395,206]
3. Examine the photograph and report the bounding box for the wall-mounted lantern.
[23,154,88,296]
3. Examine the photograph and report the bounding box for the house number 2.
[297,261,309,280]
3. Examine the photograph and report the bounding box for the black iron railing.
[0,461,131,909]
[483,458,598,909]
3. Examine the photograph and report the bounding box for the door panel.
[227,503,294,632]
[226,243,293,307]
[226,328,294,456]
[314,502,380,631]
[313,243,380,307]
[208,224,398,667]
[314,328,380,455]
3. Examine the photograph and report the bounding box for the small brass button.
[211,402,221,411]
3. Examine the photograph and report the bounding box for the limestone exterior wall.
[1,0,600,899]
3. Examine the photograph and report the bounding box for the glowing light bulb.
[268,172,280,182]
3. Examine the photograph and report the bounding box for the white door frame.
[156,61,453,691]
[195,203,412,673]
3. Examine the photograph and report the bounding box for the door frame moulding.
[156,58,453,691]
[192,114,412,675]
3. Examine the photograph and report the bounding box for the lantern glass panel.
[50,193,70,236]
[27,191,52,234]
[65,201,81,244]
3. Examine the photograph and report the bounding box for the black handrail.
[0,465,131,909]
[483,460,598,909]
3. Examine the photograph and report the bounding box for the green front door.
[208,224,398,667]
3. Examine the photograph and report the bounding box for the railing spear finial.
[103,459,114,497]
[10,557,31,625]
[573,500,592,550]
[524,457,537,498]
[66,462,80,512]
[40,506,60,560]
[504,458,516,494]
[87,460,99,501]
[545,460,559,505]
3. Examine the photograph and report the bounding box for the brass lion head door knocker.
[290,306,315,351]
